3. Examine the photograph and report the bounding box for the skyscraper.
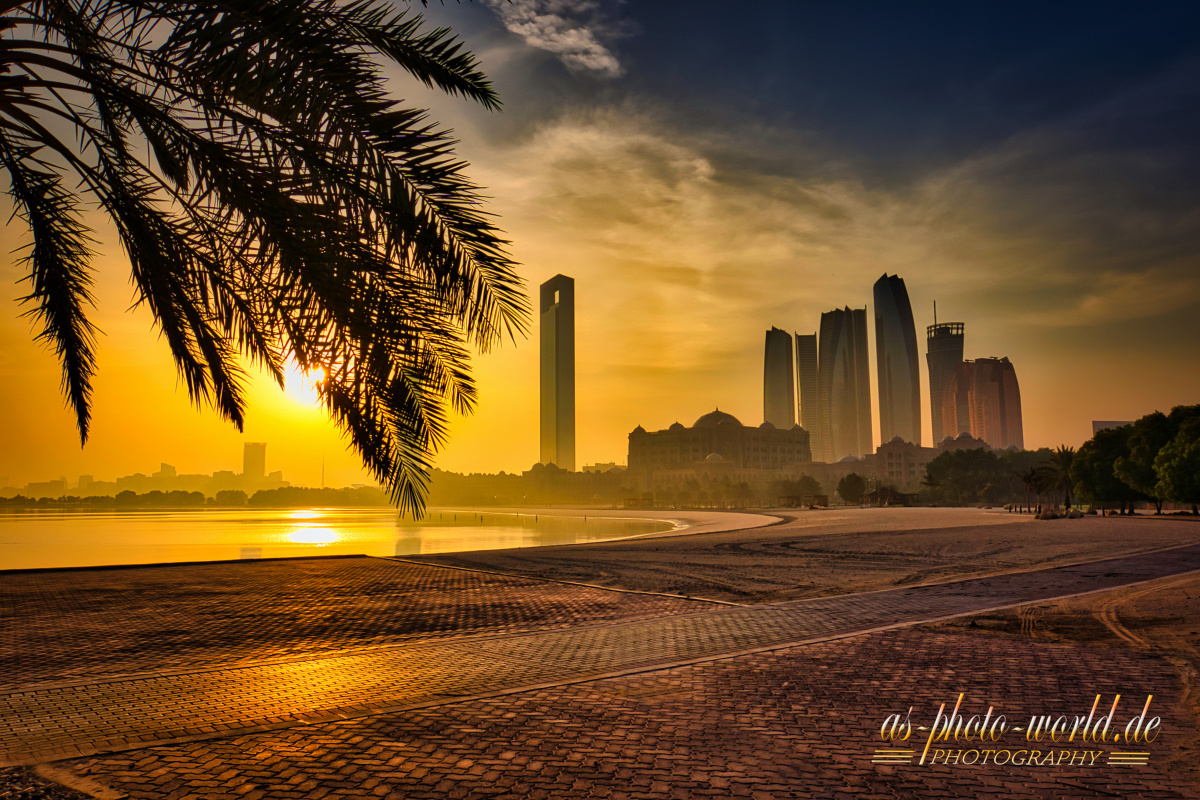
[817,307,872,461]
[794,332,819,440]
[243,442,266,481]
[539,275,575,470]
[873,274,921,445]
[926,320,965,444]
[942,357,1023,450]
[763,327,795,429]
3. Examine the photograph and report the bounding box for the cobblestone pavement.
[0,556,710,690]
[4,543,1200,771]
[59,627,1196,800]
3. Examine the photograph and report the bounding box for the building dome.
[668,422,686,432]
[694,409,743,428]
[704,453,726,462]
[758,421,776,430]
[837,454,860,463]
[889,435,906,444]
[631,425,647,435]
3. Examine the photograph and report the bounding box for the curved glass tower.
[943,357,1024,450]
[817,307,872,461]
[873,274,921,445]
[763,327,796,429]
[794,331,818,435]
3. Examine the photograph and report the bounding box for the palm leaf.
[1,0,528,515]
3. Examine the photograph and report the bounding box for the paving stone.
[0,556,710,690]
[6,544,1200,797]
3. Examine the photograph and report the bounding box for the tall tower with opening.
[539,275,575,471]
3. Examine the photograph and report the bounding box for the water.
[0,508,675,570]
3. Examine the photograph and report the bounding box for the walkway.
[4,543,1200,768]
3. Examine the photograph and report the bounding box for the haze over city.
[3,1,1199,488]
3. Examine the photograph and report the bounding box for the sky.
[3,1,1200,488]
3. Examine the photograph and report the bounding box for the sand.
[410,506,1200,603]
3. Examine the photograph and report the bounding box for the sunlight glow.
[288,526,338,545]
[283,359,325,407]
[287,509,325,521]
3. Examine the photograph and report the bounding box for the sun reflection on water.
[287,526,338,545]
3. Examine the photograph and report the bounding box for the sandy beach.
[410,506,1200,603]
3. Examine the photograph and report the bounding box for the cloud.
[482,0,627,78]
[472,97,1200,377]
[437,70,1200,466]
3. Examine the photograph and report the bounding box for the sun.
[283,358,325,407]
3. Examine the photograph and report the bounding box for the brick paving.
[60,628,1195,799]
[0,556,710,690]
[4,543,1200,772]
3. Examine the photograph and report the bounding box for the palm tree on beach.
[1038,446,1076,510]
[1,0,525,514]
[1018,468,1044,514]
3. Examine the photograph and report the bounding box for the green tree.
[214,489,248,506]
[796,475,823,498]
[837,473,866,504]
[1071,425,1142,514]
[924,448,1007,504]
[1114,412,1176,513]
[2,1,523,515]
[1154,416,1200,515]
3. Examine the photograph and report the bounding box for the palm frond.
[1,138,98,443]
[1,0,528,513]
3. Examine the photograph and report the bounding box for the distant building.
[539,274,575,471]
[817,307,872,461]
[25,478,67,499]
[763,327,796,429]
[942,357,1023,450]
[1092,421,1133,435]
[926,321,965,445]
[937,431,994,452]
[211,470,240,492]
[875,436,937,489]
[794,332,819,449]
[628,410,811,485]
[873,274,921,446]
[581,462,625,474]
[243,443,266,482]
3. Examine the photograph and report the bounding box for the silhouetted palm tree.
[1038,446,1076,510]
[1,1,525,514]
[1018,468,1044,513]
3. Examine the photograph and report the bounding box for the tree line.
[914,405,1200,514]
[0,486,391,509]
[1070,406,1200,515]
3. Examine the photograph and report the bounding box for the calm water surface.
[0,508,674,570]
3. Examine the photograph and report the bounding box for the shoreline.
[0,506,782,572]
